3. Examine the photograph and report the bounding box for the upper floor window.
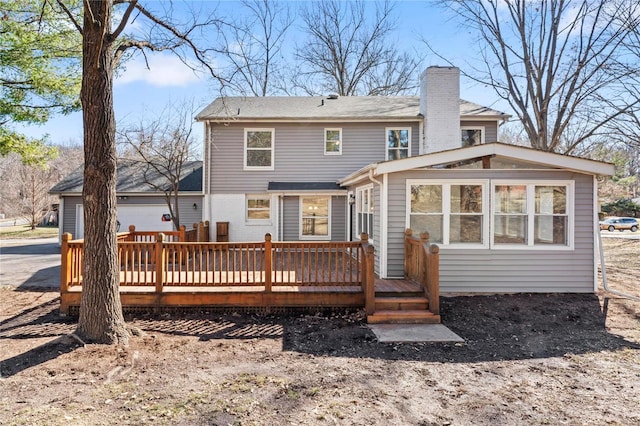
[461,126,485,147]
[300,196,330,239]
[386,128,411,160]
[246,194,271,221]
[325,128,342,155]
[244,128,274,170]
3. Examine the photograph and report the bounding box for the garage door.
[75,204,173,238]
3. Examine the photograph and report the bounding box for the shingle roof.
[49,160,202,194]
[196,96,508,121]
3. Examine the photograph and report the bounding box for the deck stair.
[367,281,441,324]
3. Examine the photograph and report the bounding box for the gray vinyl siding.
[385,169,595,293]
[60,194,203,237]
[460,120,499,143]
[208,121,421,193]
[282,195,347,241]
[282,196,298,241]
[62,196,82,237]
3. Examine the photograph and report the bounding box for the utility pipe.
[597,229,640,302]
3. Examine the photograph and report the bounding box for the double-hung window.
[356,186,374,240]
[246,195,271,221]
[300,196,330,239]
[325,128,342,155]
[407,180,488,246]
[244,128,274,170]
[492,181,572,248]
[386,128,410,160]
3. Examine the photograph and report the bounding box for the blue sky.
[17,0,510,147]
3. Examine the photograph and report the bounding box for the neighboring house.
[194,66,614,293]
[50,160,203,242]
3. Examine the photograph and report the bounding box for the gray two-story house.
[196,67,614,293]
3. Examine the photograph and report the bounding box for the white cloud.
[115,53,203,87]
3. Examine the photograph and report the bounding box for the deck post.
[404,229,413,279]
[179,225,186,242]
[264,233,273,294]
[128,225,136,242]
[427,244,440,315]
[155,233,165,300]
[361,233,376,316]
[60,233,72,314]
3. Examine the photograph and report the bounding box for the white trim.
[385,127,412,161]
[298,195,332,240]
[374,143,614,177]
[199,117,423,124]
[461,125,485,147]
[380,174,389,278]
[243,128,275,171]
[75,204,83,239]
[406,179,490,249]
[490,180,575,250]
[57,197,64,245]
[593,176,599,292]
[324,128,342,155]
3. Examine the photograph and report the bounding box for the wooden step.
[375,297,428,311]
[367,310,441,324]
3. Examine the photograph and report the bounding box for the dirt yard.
[1,237,639,425]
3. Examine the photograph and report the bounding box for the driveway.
[600,230,640,240]
[0,237,60,289]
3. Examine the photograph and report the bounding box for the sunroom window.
[356,186,374,239]
[408,181,487,246]
[492,182,571,247]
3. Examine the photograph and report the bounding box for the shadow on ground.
[0,297,77,377]
[1,293,638,375]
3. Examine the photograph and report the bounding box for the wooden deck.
[60,230,440,323]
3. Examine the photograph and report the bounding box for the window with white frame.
[246,195,271,221]
[356,186,374,239]
[300,196,330,239]
[244,128,274,170]
[408,181,487,246]
[461,126,485,147]
[492,182,572,247]
[386,128,410,160]
[325,128,342,155]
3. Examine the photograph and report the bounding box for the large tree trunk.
[76,0,128,344]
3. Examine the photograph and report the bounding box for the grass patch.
[0,225,58,239]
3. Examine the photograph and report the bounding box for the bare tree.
[51,0,225,344]
[294,0,420,96]
[118,102,199,230]
[217,0,293,96]
[440,0,640,153]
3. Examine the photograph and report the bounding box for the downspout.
[368,169,385,277]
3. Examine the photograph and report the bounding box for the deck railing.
[404,229,440,315]
[61,231,375,297]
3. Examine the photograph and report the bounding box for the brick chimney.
[419,66,460,154]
